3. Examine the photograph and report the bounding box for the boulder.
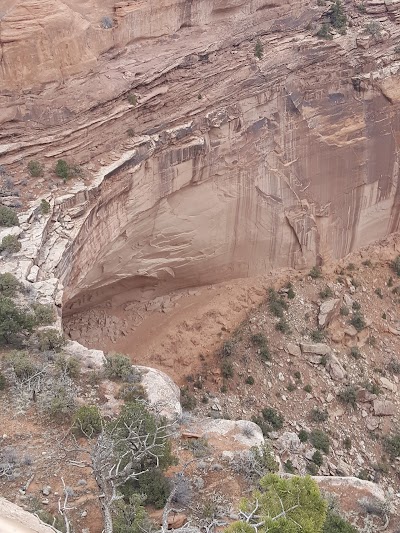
[327,354,346,381]
[136,366,182,421]
[0,496,55,533]
[356,389,377,403]
[379,376,397,393]
[286,343,301,357]
[276,432,301,453]
[300,343,331,356]
[373,399,396,416]
[63,341,106,369]
[318,298,340,328]
[27,265,39,283]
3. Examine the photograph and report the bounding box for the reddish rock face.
[2,1,400,312]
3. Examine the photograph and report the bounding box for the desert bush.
[112,494,152,533]
[104,353,135,381]
[310,329,325,342]
[0,206,19,227]
[183,436,209,458]
[375,287,383,298]
[310,429,330,453]
[262,407,284,430]
[343,436,352,450]
[268,288,288,318]
[136,468,171,508]
[352,301,361,310]
[221,359,234,379]
[32,303,55,325]
[254,39,263,59]
[0,273,21,297]
[73,405,103,437]
[309,266,321,278]
[251,333,268,348]
[251,415,272,436]
[319,286,333,299]
[37,329,65,352]
[127,93,137,106]
[340,305,349,316]
[222,340,234,356]
[55,159,81,182]
[0,298,35,344]
[276,318,291,334]
[226,474,326,533]
[312,450,323,467]
[350,312,366,331]
[384,434,400,459]
[40,199,50,215]
[323,509,357,533]
[0,234,21,253]
[317,23,333,39]
[40,374,76,419]
[118,382,146,402]
[337,385,357,408]
[232,443,278,481]
[27,161,43,177]
[350,346,361,359]
[7,351,37,379]
[260,347,271,361]
[387,358,400,374]
[284,459,296,473]
[298,429,308,442]
[330,0,347,30]
[55,354,80,378]
[362,259,372,267]
[287,283,295,299]
[310,407,328,423]
[246,376,255,385]
[0,371,6,390]
[365,21,381,36]
[180,387,196,410]
[303,384,312,393]
[392,255,400,276]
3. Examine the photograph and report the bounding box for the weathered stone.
[343,294,353,307]
[373,399,396,416]
[379,376,397,393]
[318,298,340,328]
[366,416,380,431]
[356,389,377,403]
[300,343,331,356]
[276,432,301,453]
[286,343,301,357]
[0,496,55,532]
[344,325,358,337]
[136,366,182,421]
[327,354,346,381]
[27,265,39,283]
[63,341,106,369]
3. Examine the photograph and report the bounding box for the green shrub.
[27,161,44,177]
[310,329,325,342]
[251,415,272,436]
[384,434,400,459]
[180,387,196,410]
[340,305,349,316]
[251,333,268,349]
[310,407,328,423]
[46,383,75,419]
[0,371,6,390]
[330,0,347,30]
[287,284,295,299]
[0,297,35,344]
[276,318,291,334]
[317,23,333,40]
[40,199,50,215]
[112,494,151,533]
[323,509,357,533]
[137,468,170,508]
[284,459,296,473]
[350,346,361,359]
[7,351,37,379]
[246,376,255,385]
[55,160,81,182]
[352,301,361,310]
[307,462,319,476]
[127,128,135,137]
[303,384,312,393]
[320,286,333,299]
[365,21,382,36]
[312,450,323,467]
[298,429,308,442]
[260,347,271,361]
[268,288,288,318]
[222,340,234,356]
[118,383,146,402]
[310,429,330,453]
[262,407,284,430]
[343,437,352,450]
[37,329,65,352]
[308,266,322,279]
[226,474,327,533]
[55,354,80,378]
[392,255,400,276]
[127,93,137,106]
[105,353,134,381]
[0,273,21,297]
[362,259,372,267]
[375,288,383,299]
[221,359,234,379]
[337,385,357,408]
[0,206,19,227]
[254,39,263,59]
[350,313,366,331]
[32,303,55,325]
[73,405,102,437]
[0,235,21,253]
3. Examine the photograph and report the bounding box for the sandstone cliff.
[1,0,400,314]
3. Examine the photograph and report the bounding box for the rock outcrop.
[1,1,400,320]
[0,496,55,533]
